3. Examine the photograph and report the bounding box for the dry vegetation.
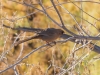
[0,0,100,75]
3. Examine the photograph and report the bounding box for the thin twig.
[0,44,49,74]
[69,0,100,21]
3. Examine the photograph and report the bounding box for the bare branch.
[69,0,100,22]
[0,44,50,74]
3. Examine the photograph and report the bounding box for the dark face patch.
[61,30,64,34]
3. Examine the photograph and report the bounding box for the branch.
[61,34,100,53]
[0,44,49,74]
[3,24,100,53]
[69,0,100,22]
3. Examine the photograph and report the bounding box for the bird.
[14,28,64,46]
[33,28,64,43]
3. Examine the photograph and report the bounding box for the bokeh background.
[0,0,100,75]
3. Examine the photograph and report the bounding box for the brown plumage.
[15,28,64,46]
[33,28,64,43]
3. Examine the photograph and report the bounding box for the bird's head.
[57,29,64,35]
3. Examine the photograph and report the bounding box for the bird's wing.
[38,33,50,37]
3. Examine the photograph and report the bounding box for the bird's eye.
[62,31,64,34]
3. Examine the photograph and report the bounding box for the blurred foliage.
[0,0,100,75]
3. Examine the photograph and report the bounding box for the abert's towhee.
[15,28,64,46]
[3,25,64,46]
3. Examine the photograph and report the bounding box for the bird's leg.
[46,42,52,46]
[46,41,56,47]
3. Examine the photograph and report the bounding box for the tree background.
[0,0,100,75]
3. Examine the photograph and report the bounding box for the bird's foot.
[47,41,56,47]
